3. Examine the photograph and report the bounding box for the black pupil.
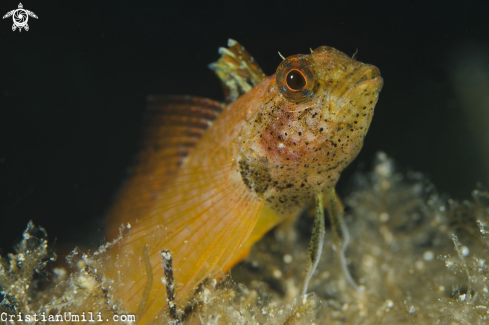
[286,70,306,90]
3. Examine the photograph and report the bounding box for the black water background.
[0,0,488,249]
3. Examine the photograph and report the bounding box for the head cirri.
[238,46,383,211]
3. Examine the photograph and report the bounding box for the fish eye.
[286,70,306,91]
[276,54,317,103]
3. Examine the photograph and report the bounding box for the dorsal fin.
[209,39,267,103]
[105,95,225,238]
[138,95,224,173]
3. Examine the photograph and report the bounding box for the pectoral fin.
[104,148,264,324]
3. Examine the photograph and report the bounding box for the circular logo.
[13,9,28,27]
[3,3,38,32]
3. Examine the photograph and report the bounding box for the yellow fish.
[102,39,383,324]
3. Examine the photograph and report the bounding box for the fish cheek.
[344,80,380,133]
[327,80,381,169]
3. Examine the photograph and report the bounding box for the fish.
[101,39,383,324]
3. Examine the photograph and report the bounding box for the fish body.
[102,41,383,324]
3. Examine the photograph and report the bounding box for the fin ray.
[105,95,225,238]
[106,153,263,322]
[209,39,266,103]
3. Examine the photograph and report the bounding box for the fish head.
[273,46,383,152]
[238,46,383,208]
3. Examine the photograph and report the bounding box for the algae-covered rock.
[2,153,489,324]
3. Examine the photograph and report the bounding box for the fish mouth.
[331,64,382,96]
[351,64,383,89]
[327,64,383,117]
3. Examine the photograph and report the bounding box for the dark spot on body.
[239,159,271,196]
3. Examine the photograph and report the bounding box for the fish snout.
[351,64,383,91]
[325,64,382,124]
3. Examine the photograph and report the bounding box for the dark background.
[1,0,488,251]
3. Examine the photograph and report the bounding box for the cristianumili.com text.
[1,312,136,322]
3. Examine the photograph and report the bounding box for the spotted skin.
[102,42,382,324]
[238,46,382,213]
